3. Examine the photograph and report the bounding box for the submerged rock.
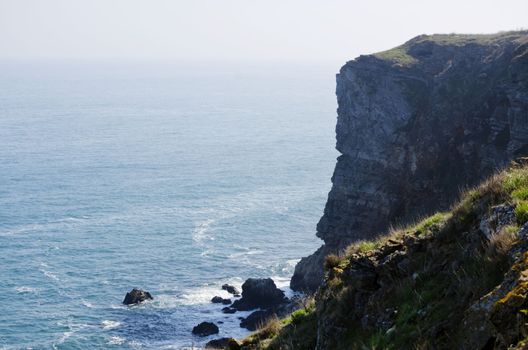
[222,284,240,295]
[122,288,153,305]
[211,296,232,305]
[222,307,237,314]
[231,278,286,311]
[192,321,219,337]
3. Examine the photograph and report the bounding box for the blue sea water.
[0,61,337,349]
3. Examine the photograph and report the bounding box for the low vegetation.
[373,30,528,66]
[240,159,528,349]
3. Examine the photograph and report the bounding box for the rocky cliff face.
[292,31,528,292]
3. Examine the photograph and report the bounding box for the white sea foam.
[108,336,125,345]
[81,299,94,308]
[192,218,215,243]
[102,320,121,330]
[15,286,38,294]
[227,249,263,259]
[43,270,60,281]
[58,331,74,343]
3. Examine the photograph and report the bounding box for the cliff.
[238,159,528,349]
[292,31,528,292]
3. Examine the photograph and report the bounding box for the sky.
[0,0,527,65]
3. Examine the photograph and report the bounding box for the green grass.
[503,167,528,193]
[516,201,528,225]
[357,240,380,253]
[243,161,528,350]
[414,212,450,236]
[374,46,417,66]
[373,30,528,66]
[513,187,528,201]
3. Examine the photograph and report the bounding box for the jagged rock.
[205,337,241,349]
[231,278,287,311]
[222,284,240,295]
[479,205,515,240]
[122,288,153,305]
[292,31,528,293]
[192,322,219,337]
[211,296,232,305]
[222,307,237,314]
[240,310,276,331]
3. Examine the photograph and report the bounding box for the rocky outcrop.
[192,322,219,337]
[122,288,153,305]
[232,278,286,311]
[292,31,528,292]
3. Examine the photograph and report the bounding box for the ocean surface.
[0,61,338,349]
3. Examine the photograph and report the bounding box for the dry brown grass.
[486,225,518,261]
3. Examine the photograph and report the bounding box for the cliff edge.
[292,31,528,292]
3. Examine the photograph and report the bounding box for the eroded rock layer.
[292,31,528,292]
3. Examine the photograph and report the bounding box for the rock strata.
[292,31,528,292]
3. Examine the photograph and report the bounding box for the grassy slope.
[373,30,528,66]
[240,159,528,349]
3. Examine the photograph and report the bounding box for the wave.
[0,216,89,236]
[15,286,38,294]
[102,320,121,330]
[81,299,95,308]
[39,263,60,282]
[107,336,126,345]
[192,218,215,243]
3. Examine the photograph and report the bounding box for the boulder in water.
[222,306,237,314]
[222,284,240,295]
[231,278,286,311]
[211,296,232,305]
[192,321,219,337]
[122,288,153,305]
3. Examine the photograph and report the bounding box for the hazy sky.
[0,0,527,65]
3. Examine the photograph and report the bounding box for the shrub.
[324,254,342,270]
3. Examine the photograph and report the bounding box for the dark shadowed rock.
[211,296,232,305]
[192,322,219,337]
[222,307,237,314]
[205,337,241,349]
[231,278,286,311]
[122,288,153,305]
[240,310,276,331]
[222,284,240,295]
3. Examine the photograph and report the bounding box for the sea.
[0,61,338,349]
